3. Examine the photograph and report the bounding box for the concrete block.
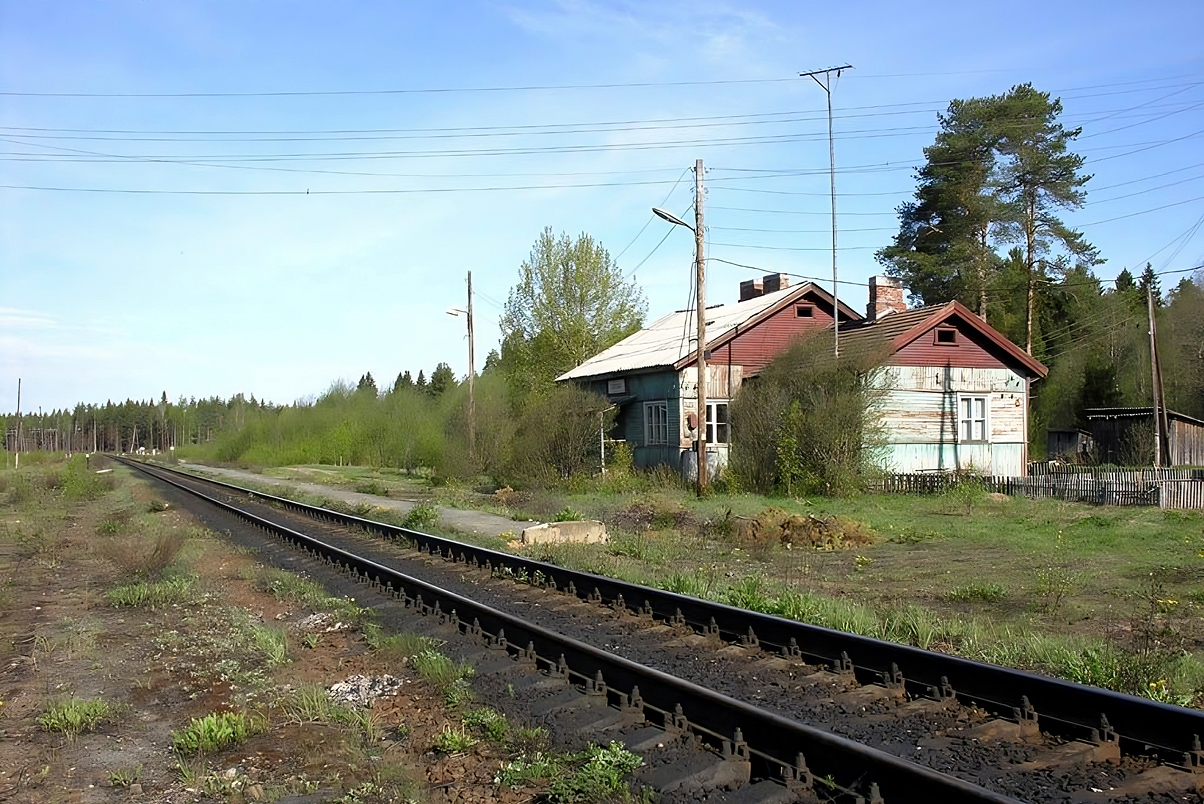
[521,520,609,545]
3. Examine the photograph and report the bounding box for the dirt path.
[178,462,526,539]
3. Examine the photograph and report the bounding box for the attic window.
[935,328,958,345]
[795,304,815,319]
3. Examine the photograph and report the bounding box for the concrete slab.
[521,520,609,545]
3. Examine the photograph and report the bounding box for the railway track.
[119,458,1204,803]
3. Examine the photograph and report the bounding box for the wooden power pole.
[466,271,476,459]
[694,159,708,494]
[1148,286,1170,466]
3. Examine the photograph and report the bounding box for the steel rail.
[123,457,1026,804]
[127,459,1204,766]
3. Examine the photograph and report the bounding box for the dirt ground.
[0,460,539,804]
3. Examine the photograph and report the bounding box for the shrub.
[401,502,440,531]
[728,335,888,496]
[505,385,615,485]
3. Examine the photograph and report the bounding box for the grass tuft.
[39,698,116,737]
[106,577,194,608]
[171,711,263,754]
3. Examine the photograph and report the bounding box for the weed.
[171,711,263,753]
[362,622,437,660]
[97,519,123,536]
[252,624,289,666]
[102,533,185,579]
[497,742,643,804]
[106,577,194,608]
[39,698,116,737]
[724,575,771,612]
[301,632,323,649]
[554,507,584,522]
[401,502,440,530]
[411,648,474,687]
[444,678,475,707]
[946,583,1008,603]
[354,480,388,496]
[108,766,141,788]
[432,725,477,753]
[463,708,507,741]
[146,500,170,513]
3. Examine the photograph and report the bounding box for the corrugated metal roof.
[557,284,804,381]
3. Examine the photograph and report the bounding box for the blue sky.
[2,1,1202,413]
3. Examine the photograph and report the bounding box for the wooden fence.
[872,470,1204,510]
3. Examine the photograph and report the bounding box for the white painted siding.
[869,366,1029,475]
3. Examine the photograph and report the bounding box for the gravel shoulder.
[178,462,526,539]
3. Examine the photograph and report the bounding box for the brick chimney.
[739,279,764,302]
[762,273,790,294]
[867,276,905,321]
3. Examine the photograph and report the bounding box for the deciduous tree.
[499,227,646,407]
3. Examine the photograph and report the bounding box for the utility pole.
[466,271,476,460]
[694,158,708,494]
[14,378,21,468]
[1148,285,1170,466]
[800,64,852,358]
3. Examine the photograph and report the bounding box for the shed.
[1084,407,1204,467]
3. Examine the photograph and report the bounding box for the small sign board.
[607,378,627,396]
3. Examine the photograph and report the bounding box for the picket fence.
[872,468,1204,510]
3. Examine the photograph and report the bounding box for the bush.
[728,335,888,496]
[505,385,614,485]
[401,502,440,531]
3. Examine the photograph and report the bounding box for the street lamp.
[652,158,708,495]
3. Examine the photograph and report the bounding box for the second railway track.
[120,458,1204,804]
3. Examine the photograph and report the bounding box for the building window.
[935,328,958,344]
[706,401,730,445]
[644,402,668,446]
[795,305,814,318]
[959,395,988,442]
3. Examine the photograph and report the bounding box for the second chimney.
[867,276,906,321]
[762,273,790,294]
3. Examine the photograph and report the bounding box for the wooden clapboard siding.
[716,291,835,375]
[869,365,1028,475]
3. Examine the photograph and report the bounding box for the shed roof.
[1085,407,1204,427]
[557,282,857,382]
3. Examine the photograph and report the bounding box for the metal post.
[800,64,852,358]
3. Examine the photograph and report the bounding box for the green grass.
[432,725,477,753]
[496,742,643,804]
[463,707,508,741]
[171,711,263,753]
[411,647,474,687]
[106,577,195,609]
[252,624,289,666]
[946,583,1008,603]
[361,622,438,660]
[39,698,116,737]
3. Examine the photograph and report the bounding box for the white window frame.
[643,401,668,446]
[706,401,730,445]
[958,395,989,443]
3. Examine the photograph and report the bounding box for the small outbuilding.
[1084,407,1204,467]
